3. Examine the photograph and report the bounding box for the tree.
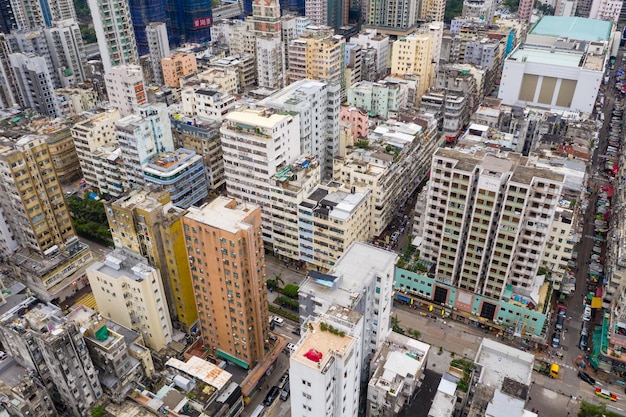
[283,283,299,299]
[578,400,607,417]
[91,405,106,417]
[445,0,463,22]
[535,1,555,15]
[274,273,285,288]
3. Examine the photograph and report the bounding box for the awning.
[217,349,249,369]
[396,294,411,302]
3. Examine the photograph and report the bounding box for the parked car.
[555,315,565,331]
[595,388,617,401]
[583,306,592,322]
[551,332,561,348]
[578,371,596,386]
[280,382,290,401]
[272,316,285,326]
[579,334,589,350]
[264,386,280,406]
[292,326,301,336]
[278,372,289,389]
[284,343,296,355]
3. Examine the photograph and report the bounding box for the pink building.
[517,0,533,22]
[340,106,369,141]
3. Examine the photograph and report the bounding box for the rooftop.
[291,320,355,371]
[184,196,259,234]
[529,16,612,42]
[474,339,534,387]
[299,243,398,308]
[144,148,202,175]
[166,356,232,391]
[89,250,156,282]
[225,108,294,130]
[508,46,583,68]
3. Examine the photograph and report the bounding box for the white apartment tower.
[420,148,564,299]
[299,243,398,357]
[88,0,139,73]
[290,314,362,417]
[256,35,285,90]
[86,249,173,351]
[104,64,147,116]
[44,19,87,87]
[9,53,61,117]
[146,22,170,85]
[259,79,341,176]
[116,102,174,189]
[221,107,301,243]
[71,108,122,192]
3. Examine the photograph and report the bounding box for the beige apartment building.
[86,249,173,351]
[298,184,372,270]
[105,189,199,332]
[420,148,564,299]
[182,197,268,369]
[287,26,346,96]
[0,135,75,254]
[390,31,436,99]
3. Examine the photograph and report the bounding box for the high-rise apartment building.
[250,0,281,35]
[0,359,57,417]
[281,14,311,49]
[128,0,167,56]
[259,79,341,176]
[9,0,77,28]
[287,26,346,97]
[162,52,197,88]
[0,299,102,417]
[104,64,147,116]
[390,30,437,100]
[305,0,347,28]
[9,53,61,117]
[43,18,87,87]
[350,30,390,81]
[183,197,269,369]
[589,0,622,22]
[105,189,199,332]
[420,0,446,22]
[71,108,122,193]
[166,0,212,46]
[299,242,398,359]
[0,135,75,255]
[87,249,174,351]
[517,0,533,21]
[289,315,361,417]
[420,148,564,299]
[367,0,418,30]
[88,0,139,73]
[256,35,285,90]
[171,117,226,190]
[143,148,208,209]
[146,22,170,85]
[116,102,174,188]
[221,107,300,244]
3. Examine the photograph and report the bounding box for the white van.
[251,405,265,417]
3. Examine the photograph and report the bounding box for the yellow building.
[420,0,446,22]
[287,26,346,96]
[390,32,435,99]
[162,53,198,88]
[105,190,198,332]
[183,197,268,369]
[0,135,75,254]
[86,249,173,351]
